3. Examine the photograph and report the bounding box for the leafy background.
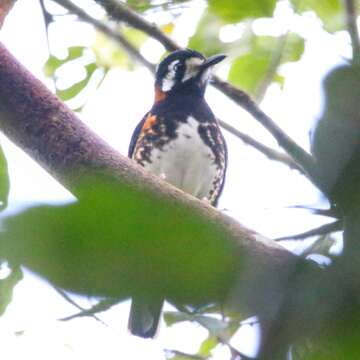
[0,0,359,359]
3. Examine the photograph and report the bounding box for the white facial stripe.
[182,57,205,82]
[161,60,179,92]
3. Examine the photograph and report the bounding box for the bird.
[128,49,227,338]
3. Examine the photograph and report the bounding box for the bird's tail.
[128,296,164,338]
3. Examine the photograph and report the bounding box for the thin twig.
[93,0,179,51]
[211,77,318,180]
[343,0,360,60]
[58,297,119,322]
[218,118,304,173]
[45,0,300,174]
[52,0,155,72]
[91,0,319,183]
[54,286,108,325]
[276,220,342,241]
[38,0,52,50]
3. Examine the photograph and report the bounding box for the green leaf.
[208,0,276,23]
[57,63,97,101]
[164,310,192,326]
[198,335,219,357]
[0,265,23,316]
[290,0,345,32]
[229,53,273,95]
[43,46,86,77]
[93,32,132,70]
[0,178,240,304]
[194,315,228,335]
[0,144,10,210]
[228,33,305,98]
[188,10,225,56]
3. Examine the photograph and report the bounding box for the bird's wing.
[128,112,150,158]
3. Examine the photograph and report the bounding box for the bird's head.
[154,49,226,101]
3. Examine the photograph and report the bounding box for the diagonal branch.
[52,0,155,72]
[47,0,302,174]
[218,119,304,173]
[276,220,342,241]
[0,40,308,318]
[93,0,179,51]
[52,0,308,175]
[344,0,360,60]
[89,0,319,183]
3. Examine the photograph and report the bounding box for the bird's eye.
[174,62,183,72]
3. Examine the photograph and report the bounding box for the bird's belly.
[144,119,218,200]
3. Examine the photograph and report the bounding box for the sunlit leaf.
[93,32,132,70]
[194,315,228,335]
[43,46,86,77]
[228,33,304,97]
[290,0,346,33]
[56,63,97,101]
[0,265,23,316]
[0,179,240,305]
[188,10,225,56]
[208,0,276,23]
[198,335,219,357]
[161,22,175,34]
[164,310,192,326]
[123,26,148,48]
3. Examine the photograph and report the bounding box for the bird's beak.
[201,54,226,70]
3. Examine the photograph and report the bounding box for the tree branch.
[93,0,179,51]
[0,41,310,317]
[89,0,319,183]
[218,119,304,173]
[276,220,342,241]
[344,0,360,61]
[51,0,308,174]
[52,0,155,72]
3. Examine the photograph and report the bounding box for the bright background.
[0,0,353,358]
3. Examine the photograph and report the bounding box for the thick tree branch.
[51,0,307,174]
[0,42,309,317]
[88,0,319,183]
[344,0,360,60]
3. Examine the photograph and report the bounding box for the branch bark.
[0,41,309,314]
[88,0,319,183]
[51,0,307,174]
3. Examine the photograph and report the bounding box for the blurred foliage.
[0,178,240,304]
[41,0,353,104]
[9,0,360,357]
[44,46,107,110]
[290,0,355,33]
[0,143,9,210]
[228,32,304,99]
[208,0,276,23]
[0,264,23,316]
[311,62,360,212]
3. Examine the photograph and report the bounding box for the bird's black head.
[154,49,226,99]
